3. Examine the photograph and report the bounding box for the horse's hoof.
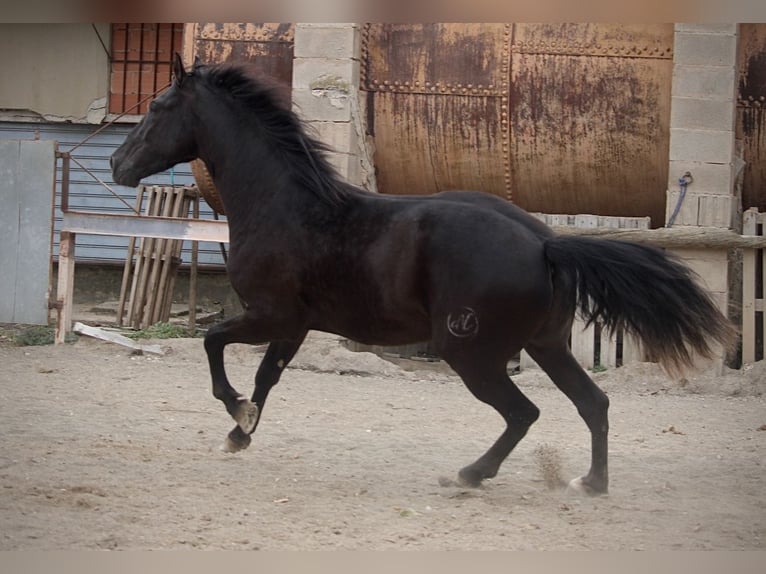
[566,476,607,497]
[234,397,259,434]
[220,432,251,453]
[457,467,484,489]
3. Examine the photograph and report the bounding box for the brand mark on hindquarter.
[447,307,479,338]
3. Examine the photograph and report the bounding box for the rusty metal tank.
[186,23,295,86]
[738,24,766,213]
[362,23,674,226]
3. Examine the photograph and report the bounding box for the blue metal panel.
[0,121,227,268]
[0,139,56,324]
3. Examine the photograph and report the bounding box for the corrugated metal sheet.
[0,121,226,268]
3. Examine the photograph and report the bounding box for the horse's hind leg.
[222,336,307,453]
[445,359,540,488]
[524,340,609,495]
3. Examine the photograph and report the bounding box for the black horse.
[112,55,735,495]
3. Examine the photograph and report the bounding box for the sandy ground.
[0,329,764,550]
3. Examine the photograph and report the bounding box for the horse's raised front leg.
[204,315,262,432]
[222,335,307,453]
[525,341,610,495]
[203,312,305,445]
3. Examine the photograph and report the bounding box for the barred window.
[109,23,184,115]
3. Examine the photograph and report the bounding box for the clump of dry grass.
[533,444,566,490]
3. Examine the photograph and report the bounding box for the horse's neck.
[196,112,345,229]
[203,147,334,232]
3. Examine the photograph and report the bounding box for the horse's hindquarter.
[310,195,553,350]
[418,201,553,354]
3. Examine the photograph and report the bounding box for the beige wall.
[0,24,110,123]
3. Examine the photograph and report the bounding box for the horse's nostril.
[109,156,115,170]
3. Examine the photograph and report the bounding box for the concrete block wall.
[667,23,739,228]
[666,24,740,372]
[292,23,376,191]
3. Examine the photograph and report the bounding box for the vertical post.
[60,152,70,212]
[742,208,757,363]
[188,193,200,335]
[666,24,740,373]
[292,23,376,191]
[117,187,146,326]
[55,231,76,344]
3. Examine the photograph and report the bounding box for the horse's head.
[111,54,199,188]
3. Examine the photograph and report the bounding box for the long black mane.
[200,64,352,205]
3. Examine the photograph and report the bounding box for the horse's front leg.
[222,335,307,453]
[203,315,260,428]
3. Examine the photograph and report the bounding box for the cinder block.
[670,96,736,132]
[294,23,360,60]
[670,248,729,293]
[675,24,738,35]
[667,160,736,195]
[292,58,360,90]
[306,120,359,155]
[697,194,736,228]
[669,127,734,164]
[672,64,736,100]
[674,32,737,67]
[666,189,700,226]
[325,150,362,185]
[293,88,352,122]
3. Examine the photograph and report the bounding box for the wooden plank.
[73,322,164,355]
[60,210,229,243]
[54,232,76,345]
[155,188,188,323]
[132,187,162,328]
[143,187,175,326]
[188,193,200,334]
[758,208,766,361]
[117,187,145,326]
[742,208,758,363]
[549,225,766,249]
[163,191,194,322]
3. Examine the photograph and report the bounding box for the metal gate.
[0,121,225,268]
[0,139,56,324]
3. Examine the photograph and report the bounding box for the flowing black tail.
[543,235,737,373]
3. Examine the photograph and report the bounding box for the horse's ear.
[193,56,203,71]
[172,53,186,85]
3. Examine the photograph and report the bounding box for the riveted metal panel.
[362,23,510,96]
[371,93,507,198]
[363,23,673,226]
[192,23,294,86]
[510,23,673,226]
[737,23,766,212]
